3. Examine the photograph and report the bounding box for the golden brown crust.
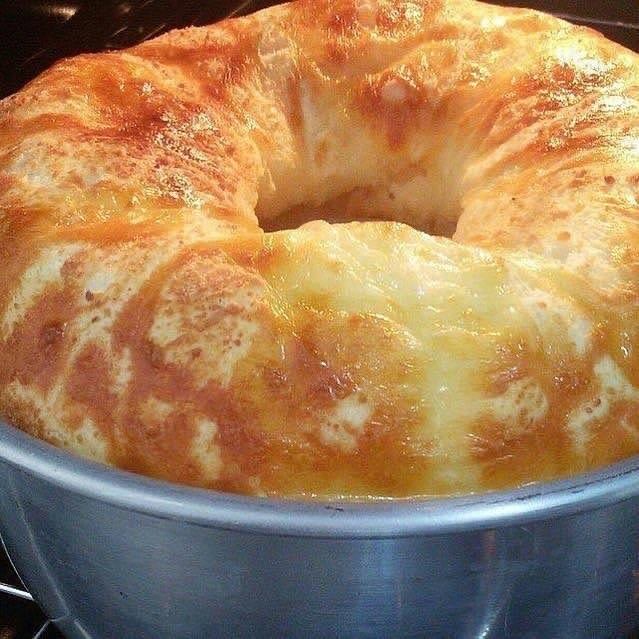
[1,0,639,498]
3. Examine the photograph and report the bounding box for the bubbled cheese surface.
[1,0,639,498]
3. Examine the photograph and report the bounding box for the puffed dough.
[1,0,639,498]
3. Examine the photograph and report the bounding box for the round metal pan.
[1,1,639,637]
[1,421,639,638]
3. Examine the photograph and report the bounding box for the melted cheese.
[1,0,639,498]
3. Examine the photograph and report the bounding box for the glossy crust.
[1,0,639,499]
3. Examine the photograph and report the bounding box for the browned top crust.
[1,0,639,498]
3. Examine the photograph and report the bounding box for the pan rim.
[1,420,638,538]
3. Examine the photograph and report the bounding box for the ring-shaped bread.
[1,0,639,498]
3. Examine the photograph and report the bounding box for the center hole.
[259,185,460,238]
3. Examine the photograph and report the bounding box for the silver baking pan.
[1,422,638,638]
[1,1,639,637]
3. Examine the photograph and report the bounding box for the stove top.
[0,549,60,639]
[0,0,638,637]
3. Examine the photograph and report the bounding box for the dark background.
[0,1,638,638]
[0,0,638,99]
